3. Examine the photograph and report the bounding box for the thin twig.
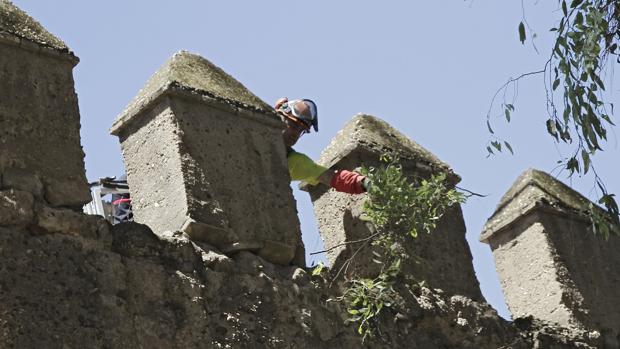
[329,240,371,288]
[310,230,383,256]
[486,69,546,121]
[455,186,488,198]
[521,0,540,54]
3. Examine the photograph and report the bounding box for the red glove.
[330,170,366,194]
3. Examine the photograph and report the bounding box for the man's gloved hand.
[330,170,367,194]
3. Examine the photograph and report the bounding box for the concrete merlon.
[0,16,90,208]
[304,114,481,299]
[480,168,605,244]
[110,82,282,136]
[113,51,302,265]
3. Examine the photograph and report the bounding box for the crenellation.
[111,51,302,266]
[0,2,89,208]
[0,2,617,347]
[305,114,483,301]
[481,168,620,339]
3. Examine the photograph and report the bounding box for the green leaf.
[566,156,580,174]
[546,119,559,140]
[312,262,325,276]
[504,109,511,122]
[563,107,570,123]
[593,74,605,90]
[486,120,494,134]
[518,22,526,44]
[504,141,514,154]
[570,0,583,8]
[581,150,590,174]
[552,79,560,90]
[575,11,584,26]
[601,114,615,126]
[491,141,502,152]
[562,0,568,15]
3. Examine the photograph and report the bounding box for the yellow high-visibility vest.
[287,148,327,186]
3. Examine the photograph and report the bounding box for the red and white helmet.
[279,99,319,132]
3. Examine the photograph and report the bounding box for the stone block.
[36,205,110,240]
[110,221,163,258]
[0,189,34,226]
[0,2,90,208]
[192,240,235,273]
[1,167,44,198]
[305,114,482,300]
[110,51,301,265]
[481,168,620,334]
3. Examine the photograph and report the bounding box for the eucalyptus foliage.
[336,155,466,341]
[361,155,466,243]
[342,259,400,341]
[488,0,620,234]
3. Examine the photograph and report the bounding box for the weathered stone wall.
[111,52,302,266]
[485,212,576,326]
[0,2,616,347]
[114,101,191,239]
[539,211,620,333]
[0,2,90,208]
[305,115,482,301]
[171,95,300,262]
[482,169,620,342]
[0,201,604,348]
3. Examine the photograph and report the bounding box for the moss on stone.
[123,51,271,115]
[0,0,68,51]
[481,168,607,242]
[317,114,456,177]
[497,168,595,215]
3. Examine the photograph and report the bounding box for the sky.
[12,1,620,320]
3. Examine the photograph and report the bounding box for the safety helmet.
[280,99,319,132]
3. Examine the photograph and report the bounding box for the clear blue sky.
[13,1,619,320]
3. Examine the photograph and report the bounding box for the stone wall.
[4,218,593,349]
[0,1,90,208]
[481,169,620,341]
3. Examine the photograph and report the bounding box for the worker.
[275,97,369,194]
[110,174,133,224]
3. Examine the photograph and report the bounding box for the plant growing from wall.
[340,258,401,340]
[332,154,466,341]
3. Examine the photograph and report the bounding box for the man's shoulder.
[287,147,304,157]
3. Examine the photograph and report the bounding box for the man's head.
[275,98,318,147]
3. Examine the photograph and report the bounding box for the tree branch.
[310,230,383,256]
[455,185,488,198]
